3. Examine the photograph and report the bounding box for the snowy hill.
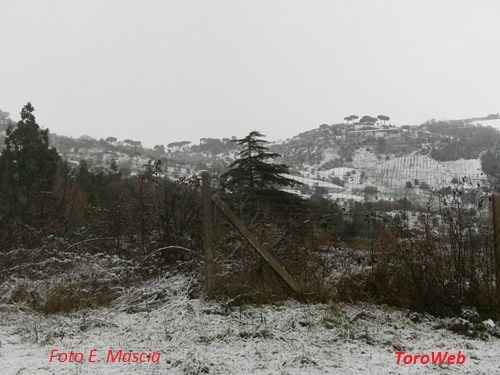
[26,113,500,202]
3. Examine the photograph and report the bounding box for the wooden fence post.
[212,196,301,293]
[492,193,500,315]
[202,171,215,293]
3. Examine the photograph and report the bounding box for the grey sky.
[1,0,499,147]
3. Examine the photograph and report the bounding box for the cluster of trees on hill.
[50,133,146,160]
[194,137,236,154]
[426,120,500,161]
[343,114,390,125]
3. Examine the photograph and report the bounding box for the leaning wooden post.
[212,196,301,293]
[202,171,215,293]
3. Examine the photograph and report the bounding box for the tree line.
[0,104,308,253]
[344,114,390,125]
[0,104,204,254]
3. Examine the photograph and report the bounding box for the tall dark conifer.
[0,103,61,231]
[222,131,298,191]
[221,131,302,217]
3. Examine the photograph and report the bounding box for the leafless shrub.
[337,182,496,317]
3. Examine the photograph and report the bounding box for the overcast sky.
[1,1,499,147]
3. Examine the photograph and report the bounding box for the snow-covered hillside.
[285,150,484,202]
[352,152,482,190]
[42,118,500,205]
[1,273,499,374]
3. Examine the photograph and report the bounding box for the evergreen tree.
[221,131,302,217]
[0,103,61,231]
[377,115,390,125]
[222,131,299,191]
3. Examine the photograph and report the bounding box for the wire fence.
[204,151,493,250]
[203,163,498,314]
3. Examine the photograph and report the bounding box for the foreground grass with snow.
[1,273,499,375]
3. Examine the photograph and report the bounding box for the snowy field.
[352,151,483,189]
[1,273,499,375]
[286,149,485,203]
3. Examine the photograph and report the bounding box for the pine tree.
[221,131,301,216]
[222,131,298,191]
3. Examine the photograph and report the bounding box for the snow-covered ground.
[1,273,499,375]
[285,148,485,203]
[352,151,482,189]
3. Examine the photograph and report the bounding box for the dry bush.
[0,234,206,314]
[44,281,75,314]
[212,216,337,304]
[335,195,497,318]
[0,244,131,313]
[211,179,497,319]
